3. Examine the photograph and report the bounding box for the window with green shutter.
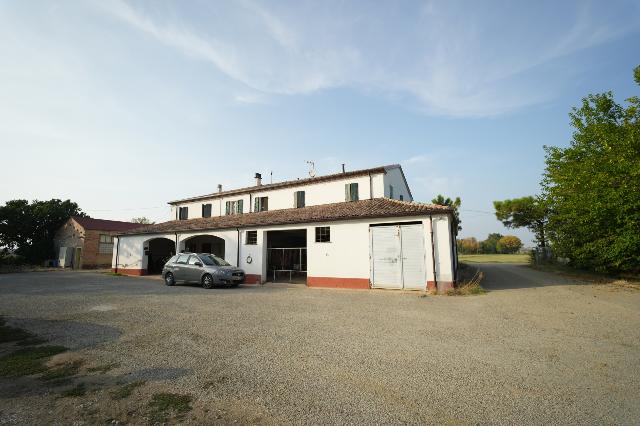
[294,191,305,208]
[254,197,268,212]
[345,183,359,201]
[225,200,244,215]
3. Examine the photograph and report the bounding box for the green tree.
[0,199,85,263]
[432,194,462,234]
[457,237,479,254]
[131,217,154,224]
[541,66,640,273]
[479,233,503,254]
[496,235,523,254]
[493,196,549,248]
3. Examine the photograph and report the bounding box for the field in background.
[459,254,530,264]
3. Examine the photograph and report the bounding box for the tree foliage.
[457,237,479,254]
[0,199,85,263]
[131,217,154,224]
[493,196,549,248]
[432,194,462,234]
[541,66,640,273]
[479,233,503,254]
[496,236,523,254]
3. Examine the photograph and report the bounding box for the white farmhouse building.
[112,165,458,292]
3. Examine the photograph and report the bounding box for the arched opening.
[182,235,225,259]
[146,238,176,275]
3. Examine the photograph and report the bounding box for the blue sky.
[1,0,639,245]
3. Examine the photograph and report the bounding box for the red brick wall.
[82,230,117,269]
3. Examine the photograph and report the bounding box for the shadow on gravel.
[8,318,122,350]
[0,366,192,399]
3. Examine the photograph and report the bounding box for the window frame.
[246,230,258,245]
[254,197,268,212]
[225,199,244,215]
[294,190,305,208]
[178,206,189,220]
[98,234,114,254]
[345,183,359,202]
[202,203,212,218]
[315,226,331,243]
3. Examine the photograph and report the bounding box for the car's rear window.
[176,254,189,264]
[167,255,179,264]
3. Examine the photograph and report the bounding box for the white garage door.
[371,224,426,290]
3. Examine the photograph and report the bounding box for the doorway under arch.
[146,237,176,274]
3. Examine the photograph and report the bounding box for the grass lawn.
[459,254,530,264]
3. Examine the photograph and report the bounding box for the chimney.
[255,173,262,186]
[342,163,346,173]
[217,184,222,193]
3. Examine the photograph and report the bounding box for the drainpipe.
[368,172,373,199]
[175,232,178,255]
[429,215,437,291]
[236,228,241,267]
[115,237,120,273]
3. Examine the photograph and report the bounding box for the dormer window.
[345,183,359,202]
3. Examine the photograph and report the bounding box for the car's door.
[172,254,190,282]
[185,255,204,283]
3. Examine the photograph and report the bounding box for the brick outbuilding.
[54,216,143,269]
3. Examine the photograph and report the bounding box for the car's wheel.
[164,272,175,286]
[202,274,214,289]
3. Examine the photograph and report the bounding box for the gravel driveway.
[1,269,639,425]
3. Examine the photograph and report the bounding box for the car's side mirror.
[194,261,203,267]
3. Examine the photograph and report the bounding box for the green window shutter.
[300,192,305,207]
[237,199,243,214]
[352,183,359,201]
[225,201,230,215]
[263,197,268,211]
[254,198,259,212]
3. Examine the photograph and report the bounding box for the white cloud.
[93,1,640,116]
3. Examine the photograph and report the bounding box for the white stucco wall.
[113,212,456,289]
[383,167,412,201]
[169,172,387,220]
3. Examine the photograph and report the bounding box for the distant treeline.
[457,234,523,255]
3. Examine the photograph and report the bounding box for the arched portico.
[180,234,225,258]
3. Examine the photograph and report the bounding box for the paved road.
[478,262,578,291]
[0,270,639,425]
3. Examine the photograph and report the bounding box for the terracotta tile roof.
[168,164,400,205]
[72,216,145,232]
[119,198,452,236]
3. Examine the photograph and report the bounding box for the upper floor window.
[98,234,113,254]
[315,226,330,243]
[225,199,244,215]
[254,197,268,212]
[294,191,305,208]
[345,183,359,202]
[202,203,212,218]
[246,230,257,245]
[389,185,394,199]
[178,207,188,220]
[400,195,404,201]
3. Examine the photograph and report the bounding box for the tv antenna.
[306,160,316,178]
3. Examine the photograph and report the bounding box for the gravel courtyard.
[1,268,639,425]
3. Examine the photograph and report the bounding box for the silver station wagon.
[162,253,245,289]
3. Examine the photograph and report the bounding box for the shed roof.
[119,198,451,236]
[72,216,144,232]
[168,164,402,205]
